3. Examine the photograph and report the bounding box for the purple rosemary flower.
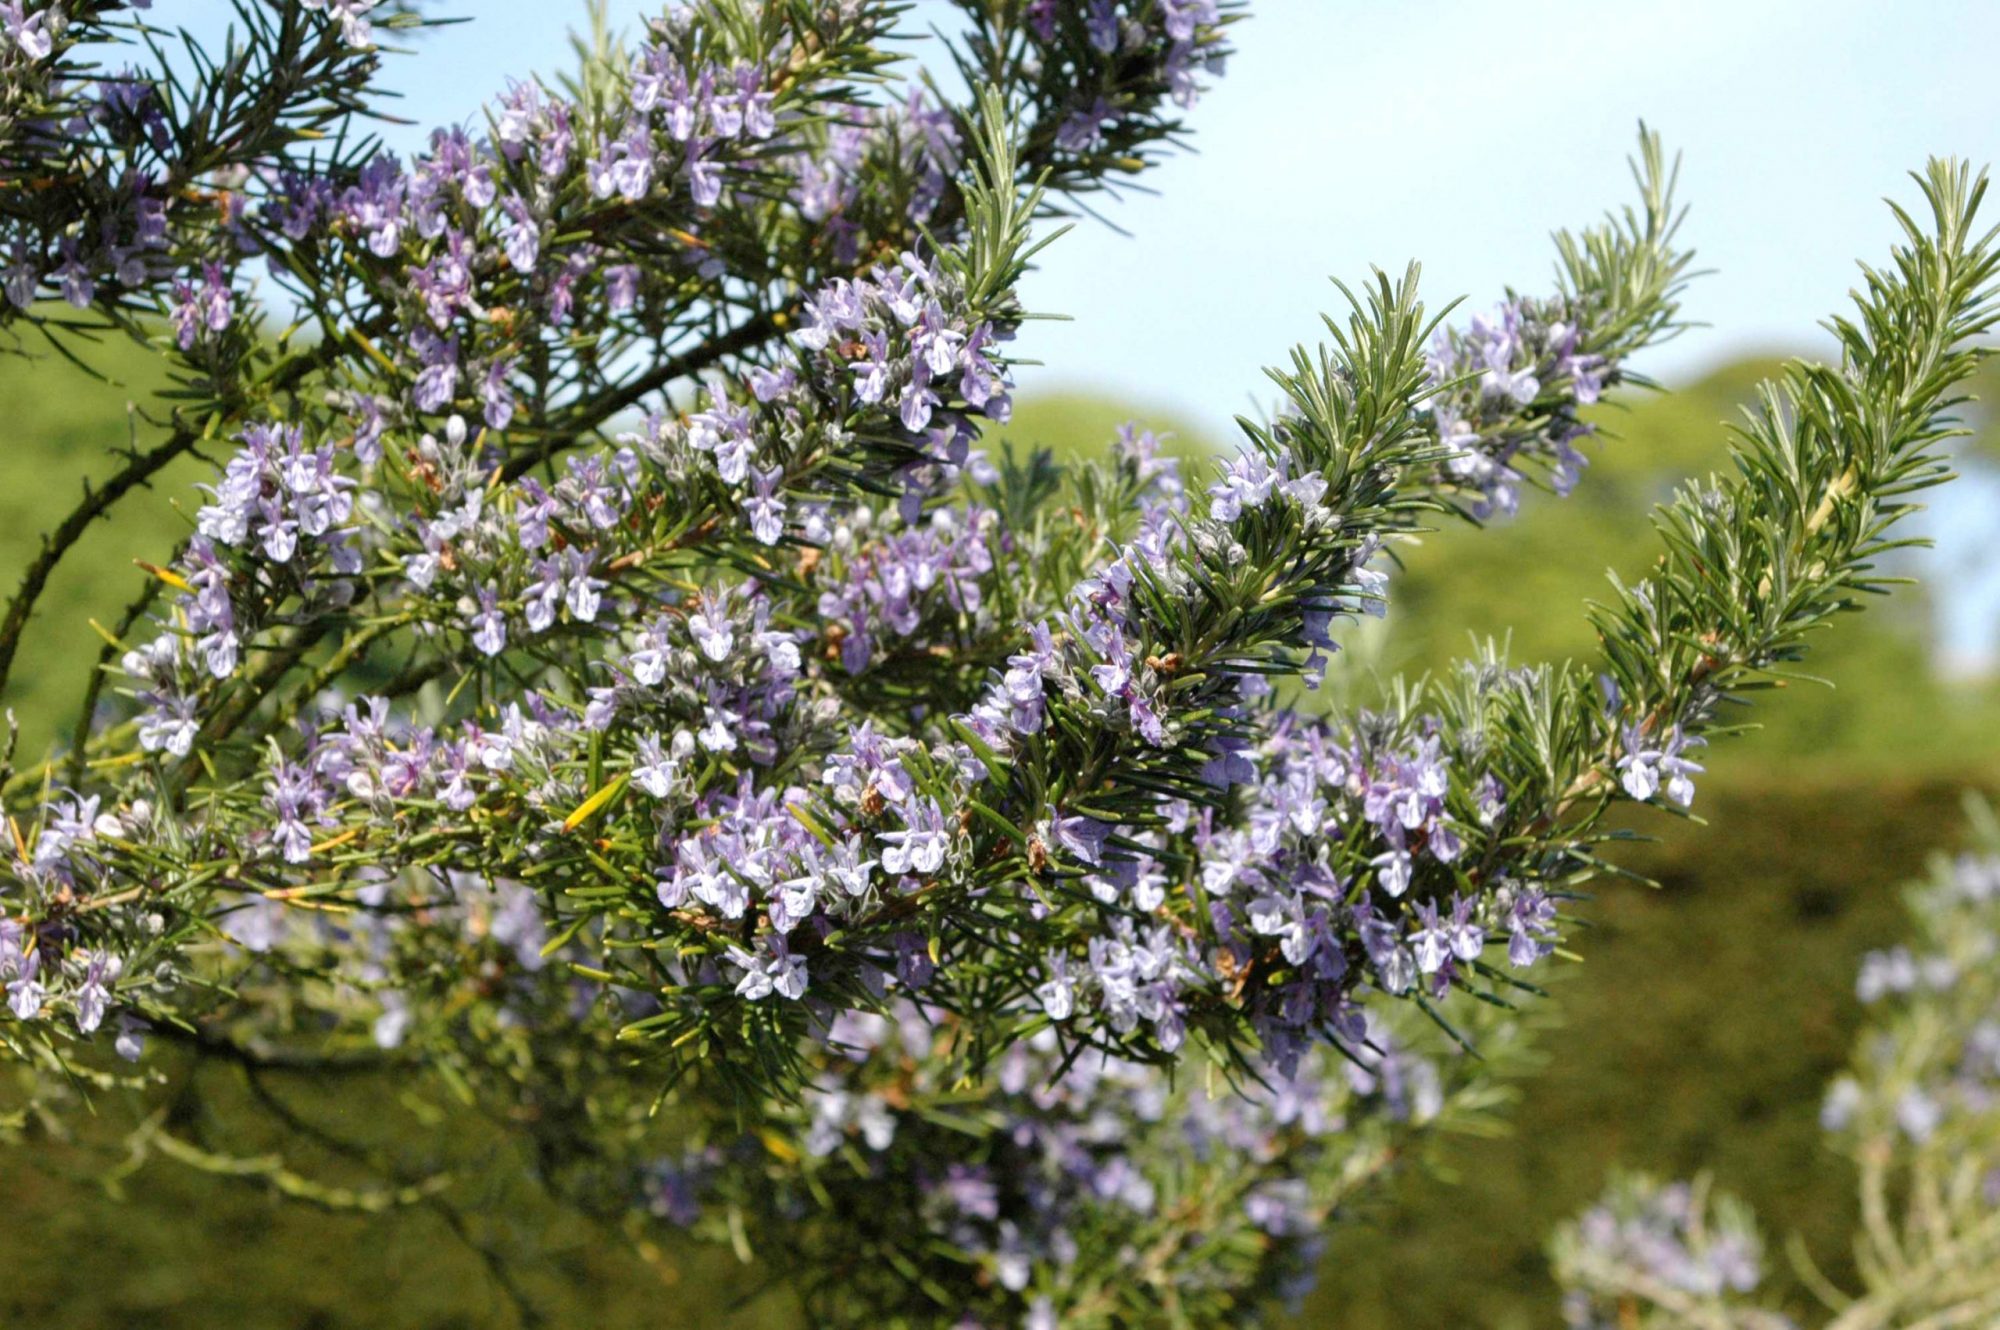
[588,117,655,202]
[1504,885,1560,968]
[688,586,736,662]
[879,797,950,877]
[731,936,808,1001]
[5,948,42,1020]
[1617,722,1704,807]
[300,0,384,48]
[2,1,53,60]
[744,466,786,545]
[470,589,507,656]
[72,951,123,1034]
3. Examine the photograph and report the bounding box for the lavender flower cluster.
[2,792,153,1055]
[510,326,1650,1082]
[0,0,1259,1082]
[2,75,177,314]
[1553,1174,1787,1330]
[645,994,1499,1328]
[100,267,1657,1085]
[1425,296,1611,517]
[257,24,790,429]
[1030,0,1228,155]
[786,89,965,257]
[119,230,1021,790]
[1821,841,2000,1150]
[0,0,372,338]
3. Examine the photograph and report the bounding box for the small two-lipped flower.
[1616,721,1704,806]
[1,1,56,60]
[298,0,383,50]
[730,935,807,1001]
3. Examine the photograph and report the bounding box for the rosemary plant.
[0,2,1992,1325]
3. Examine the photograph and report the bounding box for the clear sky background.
[183,1,2000,667]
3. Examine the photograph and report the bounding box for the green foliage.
[991,366,2000,784]
[1356,362,2000,775]
[0,327,196,757]
[1,279,1996,1330]
[1,771,1987,1328]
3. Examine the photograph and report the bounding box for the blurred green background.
[1,336,1996,1328]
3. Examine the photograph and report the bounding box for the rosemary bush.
[0,2,1994,1325]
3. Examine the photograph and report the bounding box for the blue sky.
[188,1,2000,666]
